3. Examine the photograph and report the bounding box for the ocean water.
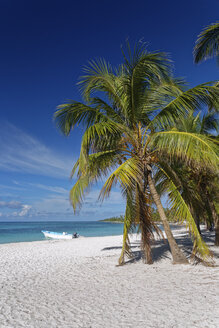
[0,221,124,244]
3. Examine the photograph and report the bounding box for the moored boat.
[41,230,75,240]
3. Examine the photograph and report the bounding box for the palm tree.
[194,21,219,64]
[55,43,219,265]
[155,111,219,253]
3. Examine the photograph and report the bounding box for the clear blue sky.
[0,0,218,221]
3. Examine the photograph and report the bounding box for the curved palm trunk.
[148,172,188,264]
[207,197,219,246]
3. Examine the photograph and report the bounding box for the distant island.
[100,209,181,224]
[99,215,124,223]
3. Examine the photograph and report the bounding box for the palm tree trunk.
[140,220,153,264]
[137,184,153,264]
[118,196,133,265]
[195,217,202,235]
[145,242,153,264]
[205,199,214,231]
[215,218,219,246]
[148,172,188,264]
[190,206,202,235]
[207,197,219,246]
[140,218,153,264]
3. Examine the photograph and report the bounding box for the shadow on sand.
[101,230,218,264]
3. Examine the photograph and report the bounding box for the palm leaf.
[121,42,172,123]
[85,150,123,178]
[78,58,126,111]
[156,165,213,262]
[99,157,142,201]
[194,22,219,63]
[149,84,219,130]
[150,130,219,170]
[69,175,91,212]
[118,191,135,265]
[200,111,219,134]
[54,102,102,135]
[70,150,124,211]
[79,120,122,160]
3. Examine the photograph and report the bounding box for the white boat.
[41,230,76,240]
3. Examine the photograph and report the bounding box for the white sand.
[0,228,219,328]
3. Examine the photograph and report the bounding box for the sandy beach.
[0,227,218,328]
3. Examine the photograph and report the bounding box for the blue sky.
[0,0,218,221]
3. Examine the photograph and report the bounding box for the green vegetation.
[100,210,181,223]
[55,38,218,265]
[99,216,124,223]
[151,208,177,223]
[155,112,219,245]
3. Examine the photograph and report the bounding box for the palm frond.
[85,150,123,178]
[99,157,142,201]
[78,59,126,111]
[90,97,124,123]
[79,120,122,158]
[200,111,219,134]
[122,41,172,83]
[70,150,125,211]
[118,192,135,265]
[69,175,91,212]
[157,165,212,262]
[150,130,219,170]
[149,84,219,131]
[121,41,173,123]
[194,22,219,63]
[54,102,102,135]
[155,160,204,216]
[71,159,79,178]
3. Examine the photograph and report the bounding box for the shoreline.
[0,233,124,247]
[0,227,218,328]
[0,222,187,246]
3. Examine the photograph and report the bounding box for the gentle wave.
[0,221,124,244]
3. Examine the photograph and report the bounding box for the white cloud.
[0,122,74,178]
[0,189,125,220]
[29,187,125,219]
[34,196,71,213]
[0,184,25,191]
[0,200,23,209]
[0,199,32,218]
[28,183,68,194]
[0,121,126,220]
[18,205,32,216]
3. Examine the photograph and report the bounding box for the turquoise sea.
[0,221,124,244]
